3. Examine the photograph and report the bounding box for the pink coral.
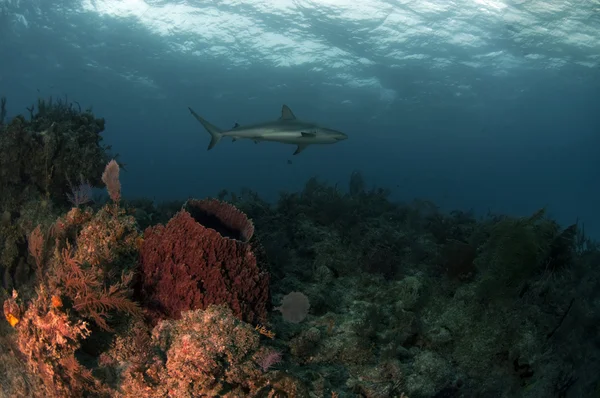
[8,286,111,397]
[48,205,142,332]
[138,199,269,325]
[257,350,283,372]
[101,159,120,202]
[2,201,144,396]
[117,305,308,397]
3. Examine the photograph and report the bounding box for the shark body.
[188,104,347,155]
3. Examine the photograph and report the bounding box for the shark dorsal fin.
[280,105,296,120]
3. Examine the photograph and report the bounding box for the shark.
[188,104,347,155]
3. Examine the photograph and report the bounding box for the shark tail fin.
[188,107,223,150]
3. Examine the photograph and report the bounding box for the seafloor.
[0,96,598,398]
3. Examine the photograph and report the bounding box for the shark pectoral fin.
[232,137,238,142]
[280,105,297,120]
[254,140,259,144]
[293,144,308,155]
[301,131,316,137]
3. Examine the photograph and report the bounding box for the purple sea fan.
[257,350,282,372]
[67,181,93,207]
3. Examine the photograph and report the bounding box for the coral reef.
[0,198,142,396]
[138,198,270,325]
[0,96,110,209]
[0,96,114,298]
[46,204,142,332]
[0,155,140,397]
[5,286,108,397]
[115,305,307,397]
[218,174,599,397]
[2,100,600,398]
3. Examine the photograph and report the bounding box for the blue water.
[1,0,598,236]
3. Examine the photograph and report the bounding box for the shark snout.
[321,128,348,141]
[329,131,347,141]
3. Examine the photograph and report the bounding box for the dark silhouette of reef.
[0,96,117,295]
[1,97,600,398]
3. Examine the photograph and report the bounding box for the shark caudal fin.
[188,107,223,150]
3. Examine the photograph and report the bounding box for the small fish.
[188,104,347,155]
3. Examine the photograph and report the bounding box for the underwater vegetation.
[0,97,599,398]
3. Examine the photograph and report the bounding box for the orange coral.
[6,312,19,327]
[3,290,22,327]
[51,295,63,308]
[255,323,276,339]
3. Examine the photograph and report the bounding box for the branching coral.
[2,190,143,395]
[46,205,143,332]
[6,286,110,397]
